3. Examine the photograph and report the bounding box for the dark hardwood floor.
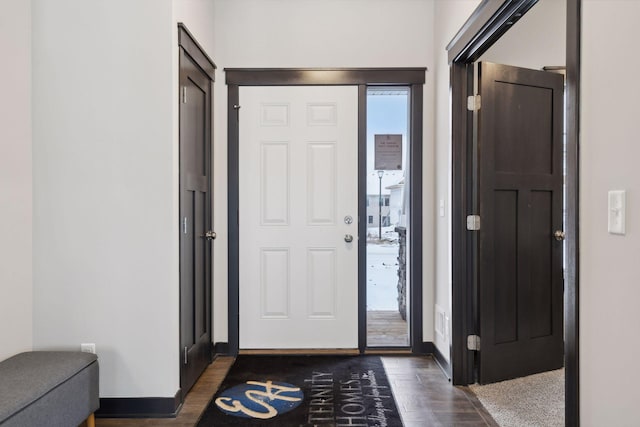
[382,357,499,427]
[94,355,498,427]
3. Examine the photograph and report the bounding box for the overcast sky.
[366,90,409,194]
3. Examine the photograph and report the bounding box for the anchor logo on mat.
[215,380,304,419]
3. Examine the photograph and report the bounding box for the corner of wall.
[0,0,33,361]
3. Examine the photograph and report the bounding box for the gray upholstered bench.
[0,351,99,427]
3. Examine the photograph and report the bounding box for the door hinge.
[182,86,187,104]
[467,335,481,351]
[467,94,481,111]
[466,215,481,231]
[183,346,188,365]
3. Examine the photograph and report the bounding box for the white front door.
[239,86,358,349]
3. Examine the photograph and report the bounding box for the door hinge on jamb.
[182,86,187,104]
[467,215,481,231]
[467,335,481,351]
[183,346,188,364]
[467,94,481,111]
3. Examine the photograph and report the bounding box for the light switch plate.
[608,190,626,235]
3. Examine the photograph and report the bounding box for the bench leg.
[86,413,96,427]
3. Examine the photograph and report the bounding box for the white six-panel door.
[239,86,358,349]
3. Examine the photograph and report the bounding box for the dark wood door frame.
[447,1,580,426]
[224,68,427,355]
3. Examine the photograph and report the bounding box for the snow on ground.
[367,242,400,311]
[366,226,399,243]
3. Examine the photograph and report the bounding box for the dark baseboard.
[433,345,452,381]
[214,341,230,355]
[413,341,435,355]
[96,389,182,418]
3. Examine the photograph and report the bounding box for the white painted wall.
[0,0,33,361]
[211,0,437,343]
[480,0,566,70]
[581,2,640,424]
[433,0,482,362]
[32,0,179,397]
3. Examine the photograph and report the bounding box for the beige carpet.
[469,369,564,427]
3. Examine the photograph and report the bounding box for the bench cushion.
[0,351,99,425]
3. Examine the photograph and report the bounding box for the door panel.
[478,62,564,384]
[179,48,212,393]
[239,86,358,349]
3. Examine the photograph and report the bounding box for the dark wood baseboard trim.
[413,341,435,355]
[95,390,181,419]
[213,342,230,355]
[433,345,452,381]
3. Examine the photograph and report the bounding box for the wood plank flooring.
[94,355,498,427]
[367,310,409,347]
[382,357,499,427]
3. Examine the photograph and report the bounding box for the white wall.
[480,0,566,69]
[211,0,437,343]
[32,0,179,397]
[580,2,640,425]
[0,0,33,361]
[433,0,482,362]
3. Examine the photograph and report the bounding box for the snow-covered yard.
[366,225,400,243]
[367,241,400,311]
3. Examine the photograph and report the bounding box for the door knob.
[344,234,354,243]
[553,230,565,241]
[204,230,217,240]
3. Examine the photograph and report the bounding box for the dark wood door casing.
[477,62,564,383]
[224,69,426,355]
[447,1,580,424]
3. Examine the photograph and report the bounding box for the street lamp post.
[377,170,384,240]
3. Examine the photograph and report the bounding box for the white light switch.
[608,190,626,235]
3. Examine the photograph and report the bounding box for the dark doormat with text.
[197,355,402,427]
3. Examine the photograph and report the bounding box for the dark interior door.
[477,62,564,384]
[179,47,212,395]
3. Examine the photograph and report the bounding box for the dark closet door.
[477,62,564,384]
[179,45,213,395]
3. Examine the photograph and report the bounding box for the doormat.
[197,355,402,427]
